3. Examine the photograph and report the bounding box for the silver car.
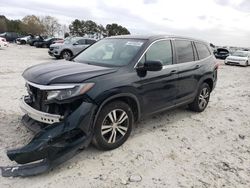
[225,50,250,67]
[48,37,96,60]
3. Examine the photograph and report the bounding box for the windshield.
[74,38,146,66]
[232,51,249,57]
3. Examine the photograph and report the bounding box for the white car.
[225,50,250,67]
[0,37,8,48]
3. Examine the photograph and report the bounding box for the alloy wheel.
[101,109,129,144]
[198,88,210,110]
[62,51,71,60]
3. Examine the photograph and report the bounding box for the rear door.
[173,39,201,104]
[135,40,179,114]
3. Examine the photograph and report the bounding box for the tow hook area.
[0,102,97,177]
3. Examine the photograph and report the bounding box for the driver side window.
[140,40,173,65]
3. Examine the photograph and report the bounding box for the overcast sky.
[1,0,250,47]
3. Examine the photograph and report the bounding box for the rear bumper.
[1,98,97,177]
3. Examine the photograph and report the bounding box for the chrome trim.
[19,97,63,124]
[26,80,76,90]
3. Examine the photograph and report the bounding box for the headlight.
[53,46,60,49]
[47,83,94,101]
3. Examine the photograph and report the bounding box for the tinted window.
[78,39,86,45]
[175,40,194,63]
[86,39,96,45]
[141,40,173,65]
[195,42,211,59]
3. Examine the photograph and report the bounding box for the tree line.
[0,15,130,37]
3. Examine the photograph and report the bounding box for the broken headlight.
[47,83,95,101]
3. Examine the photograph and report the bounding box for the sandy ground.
[0,44,249,188]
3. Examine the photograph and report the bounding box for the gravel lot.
[0,44,250,188]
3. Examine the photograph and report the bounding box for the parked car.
[35,37,63,48]
[52,39,64,44]
[0,37,9,47]
[0,32,21,42]
[16,35,34,45]
[27,35,44,46]
[225,50,250,67]
[1,35,218,177]
[48,37,96,60]
[214,48,229,59]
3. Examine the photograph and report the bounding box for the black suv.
[1,35,218,177]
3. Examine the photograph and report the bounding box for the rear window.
[195,42,211,59]
[175,40,194,63]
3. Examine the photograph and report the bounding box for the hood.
[50,43,65,48]
[22,60,117,85]
[227,55,248,61]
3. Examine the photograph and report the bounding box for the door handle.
[194,64,201,69]
[170,70,178,74]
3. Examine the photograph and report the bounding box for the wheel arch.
[93,93,141,127]
[60,48,73,57]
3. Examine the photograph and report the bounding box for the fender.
[93,92,142,128]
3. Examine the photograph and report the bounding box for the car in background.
[16,35,34,45]
[0,37,9,47]
[27,36,44,46]
[214,48,229,59]
[48,37,96,60]
[0,32,21,42]
[52,39,64,44]
[225,50,250,67]
[35,37,63,48]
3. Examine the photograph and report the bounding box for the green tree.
[69,19,84,36]
[105,23,130,36]
[0,16,7,33]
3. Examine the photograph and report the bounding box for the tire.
[188,83,211,112]
[61,50,72,60]
[245,61,249,67]
[42,44,47,48]
[20,40,26,45]
[92,101,134,150]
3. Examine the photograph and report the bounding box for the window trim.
[134,39,174,68]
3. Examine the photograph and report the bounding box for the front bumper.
[225,60,247,66]
[0,97,97,177]
[48,49,60,57]
[20,97,63,124]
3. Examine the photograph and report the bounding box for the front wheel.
[61,50,72,60]
[188,83,211,112]
[92,101,134,150]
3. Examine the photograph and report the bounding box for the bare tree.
[41,16,61,36]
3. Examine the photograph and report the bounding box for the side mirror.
[143,60,163,71]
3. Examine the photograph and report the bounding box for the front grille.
[27,84,48,112]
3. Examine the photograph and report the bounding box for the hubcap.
[198,88,209,109]
[101,109,129,144]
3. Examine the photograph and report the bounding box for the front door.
[135,40,178,115]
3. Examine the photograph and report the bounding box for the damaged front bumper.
[0,97,97,177]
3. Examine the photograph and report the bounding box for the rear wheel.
[188,83,211,112]
[92,101,134,150]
